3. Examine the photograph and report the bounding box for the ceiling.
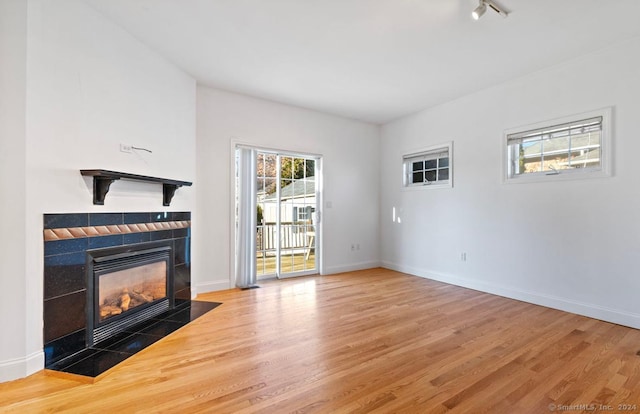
[84,0,640,125]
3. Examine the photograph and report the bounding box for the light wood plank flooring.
[2,268,640,413]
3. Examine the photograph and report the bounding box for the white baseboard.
[322,260,381,275]
[190,262,382,294]
[0,351,43,384]
[193,280,232,296]
[382,261,640,330]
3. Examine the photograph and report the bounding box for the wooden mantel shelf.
[80,169,193,206]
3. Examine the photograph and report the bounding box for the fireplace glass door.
[98,261,167,323]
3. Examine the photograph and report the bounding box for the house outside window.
[504,107,612,183]
[403,142,453,189]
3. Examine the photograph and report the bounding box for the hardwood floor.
[2,268,640,413]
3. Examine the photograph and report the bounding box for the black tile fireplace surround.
[43,211,201,376]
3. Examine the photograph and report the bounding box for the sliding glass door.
[254,150,319,279]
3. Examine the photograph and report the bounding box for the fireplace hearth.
[47,300,220,378]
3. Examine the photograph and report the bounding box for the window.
[504,108,612,182]
[294,206,314,222]
[403,142,452,189]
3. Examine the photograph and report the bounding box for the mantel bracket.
[162,184,180,207]
[93,177,119,206]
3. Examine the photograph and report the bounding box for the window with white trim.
[403,142,452,189]
[295,206,314,222]
[505,108,612,182]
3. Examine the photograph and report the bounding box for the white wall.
[0,0,29,383]
[380,36,640,329]
[26,0,196,210]
[0,0,196,383]
[195,87,380,292]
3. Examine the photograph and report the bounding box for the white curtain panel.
[235,147,258,288]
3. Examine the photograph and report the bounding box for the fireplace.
[43,211,193,369]
[43,212,223,378]
[87,241,174,346]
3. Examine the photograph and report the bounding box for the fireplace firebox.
[86,241,174,346]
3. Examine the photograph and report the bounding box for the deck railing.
[257,223,313,252]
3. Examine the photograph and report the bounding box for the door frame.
[229,140,323,286]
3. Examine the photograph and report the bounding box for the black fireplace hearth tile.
[172,212,191,221]
[44,213,88,229]
[44,250,86,266]
[149,229,173,241]
[172,227,190,239]
[147,304,188,323]
[160,307,193,324]
[44,237,88,257]
[43,290,87,343]
[152,212,172,222]
[123,212,151,224]
[89,213,124,226]
[174,239,188,265]
[88,234,123,249]
[44,252,86,300]
[174,264,190,292]
[146,304,189,324]
[152,301,220,323]
[174,297,190,308]
[99,332,161,354]
[161,302,222,324]
[175,287,192,302]
[44,329,86,366]
[137,319,184,337]
[189,301,222,318]
[62,350,132,377]
[47,348,99,371]
[123,231,151,245]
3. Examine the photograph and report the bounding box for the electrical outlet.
[461,252,467,262]
[351,244,355,251]
[120,144,132,153]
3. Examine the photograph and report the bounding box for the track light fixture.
[472,2,486,20]
[472,0,508,20]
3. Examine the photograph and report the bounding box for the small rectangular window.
[297,206,314,221]
[403,142,453,189]
[504,108,612,183]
